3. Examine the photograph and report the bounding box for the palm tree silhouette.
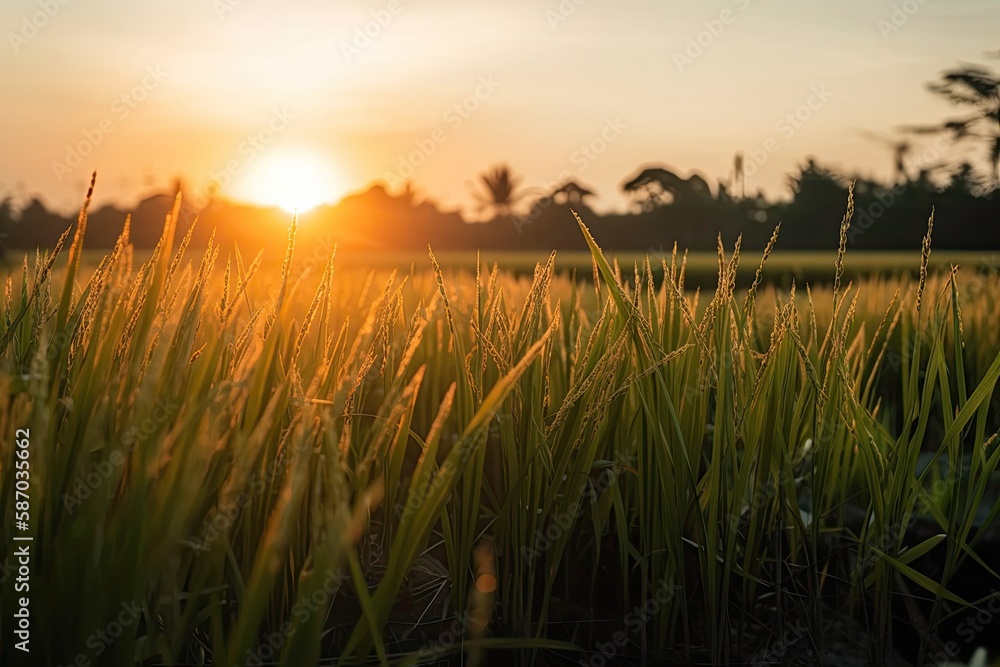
[474,164,524,220]
[904,63,1000,187]
[733,152,746,198]
[858,130,912,184]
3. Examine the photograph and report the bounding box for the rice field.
[2,189,1000,666]
[329,250,998,290]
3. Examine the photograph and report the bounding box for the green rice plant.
[1,184,999,666]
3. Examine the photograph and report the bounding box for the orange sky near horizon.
[1,0,998,217]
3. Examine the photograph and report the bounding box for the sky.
[1,0,998,216]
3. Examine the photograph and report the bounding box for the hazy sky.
[1,0,998,215]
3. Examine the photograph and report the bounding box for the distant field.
[292,249,999,288]
[27,248,988,291]
[4,249,992,298]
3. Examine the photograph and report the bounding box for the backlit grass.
[2,185,1000,666]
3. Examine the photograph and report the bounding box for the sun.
[230,150,344,213]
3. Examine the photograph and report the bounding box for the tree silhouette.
[733,152,746,198]
[784,158,848,220]
[621,167,712,211]
[474,164,523,220]
[945,162,986,196]
[399,180,419,207]
[551,180,595,206]
[907,64,1000,187]
[859,131,912,184]
[0,196,12,262]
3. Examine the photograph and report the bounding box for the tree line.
[2,60,997,255]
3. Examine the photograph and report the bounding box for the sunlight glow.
[231,151,344,213]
